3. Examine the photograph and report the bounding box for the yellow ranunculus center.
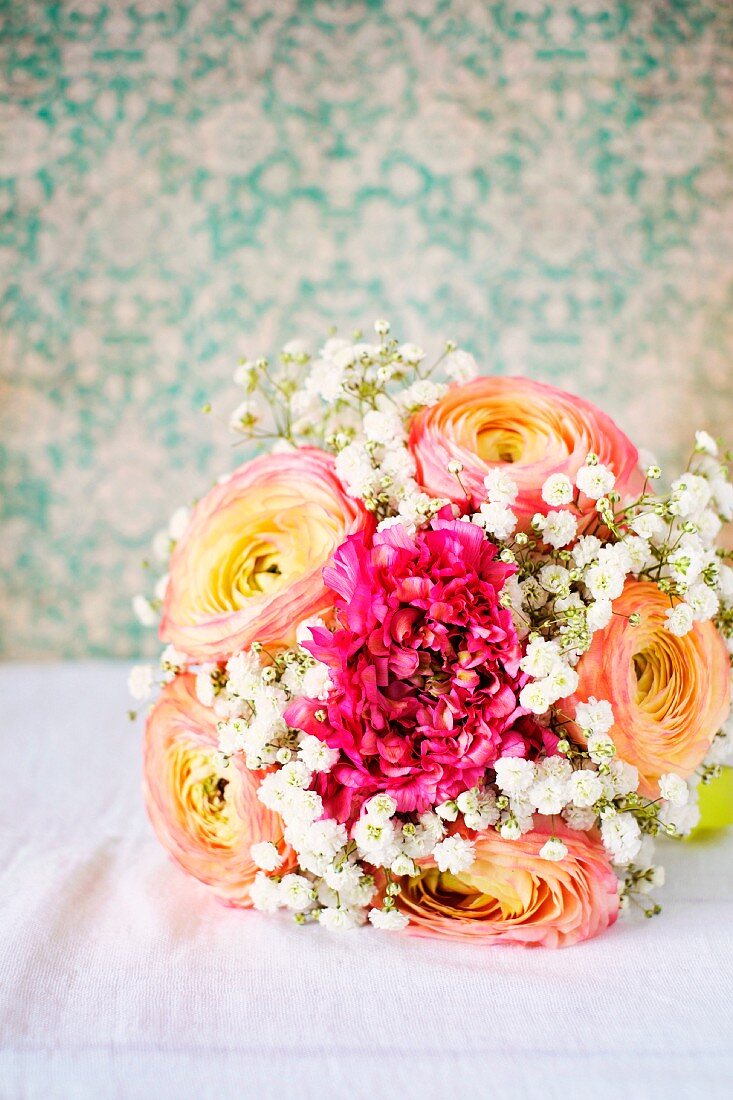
[632,633,684,722]
[169,743,241,851]
[407,863,549,923]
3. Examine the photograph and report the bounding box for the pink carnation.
[286,514,555,822]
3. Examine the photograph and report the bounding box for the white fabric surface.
[1,663,732,1100]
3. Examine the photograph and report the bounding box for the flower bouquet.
[131,323,733,947]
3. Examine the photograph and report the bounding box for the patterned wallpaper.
[1,0,732,658]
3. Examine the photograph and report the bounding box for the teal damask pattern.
[1,1,732,657]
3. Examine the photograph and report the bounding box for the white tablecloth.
[1,663,732,1099]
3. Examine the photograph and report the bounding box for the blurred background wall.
[1,0,732,659]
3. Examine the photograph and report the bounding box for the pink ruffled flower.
[286,514,555,822]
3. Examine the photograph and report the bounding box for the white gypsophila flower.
[620,536,651,576]
[444,349,479,383]
[433,835,475,874]
[168,506,190,541]
[282,338,309,358]
[364,793,398,820]
[128,664,155,700]
[300,662,332,701]
[304,358,347,403]
[541,473,574,507]
[697,509,723,544]
[707,726,733,766]
[152,528,171,562]
[249,872,282,913]
[250,841,284,872]
[501,574,524,611]
[435,799,459,822]
[669,473,712,519]
[575,697,614,736]
[519,679,551,715]
[586,732,616,764]
[382,446,418,485]
[398,342,425,365]
[658,798,700,837]
[291,819,347,876]
[529,776,569,816]
[562,804,597,831]
[584,561,625,602]
[322,860,365,896]
[160,644,186,672]
[695,430,718,456]
[659,773,689,807]
[476,501,517,541]
[666,545,704,586]
[334,442,378,498]
[586,598,613,633]
[630,511,667,542]
[195,667,217,707]
[225,649,261,697]
[718,564,733,604]
[400,811,446,859]
[284,787,325,827]
[483,469,519,505]
[540,757,573,783]
[711,475,733,520]
[571,535,603,569]
[664,603,695,637]
[685,582,719,622]
[493,757,536,797]
[352,816,400,867]
[369,906,410,931]
[280,874,314,912]
[601,759,639,798]
[502,812,528,839]
[296,616,327,648]
[539,837,568,861]
[233,359,255,387]
[229,399,261,433]
[154,572,170,602]
[390,853,418,878]
[567,768,603,808]
[542,510,578,549]
[538,564,570,595]
[318,906,361,931]
[600,812,642,866]
[399,379,447,410]
[362,408,405,446]
[543,663,579,702]
[576,462,615,499]
[520,637,563,678]
[132,594,158,627]
[298,734,339,773]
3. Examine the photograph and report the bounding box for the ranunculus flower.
[286,514,555,823]
[395,819,619,947]
[568,580,730,797]
[160,447,373,661]
[408,376,642,529]
[143,673,294,906]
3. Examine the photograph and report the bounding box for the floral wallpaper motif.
[1,0,732,658]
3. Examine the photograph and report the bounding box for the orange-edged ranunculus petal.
[408,376,643,530]
[568,580,730,797]
[143,673,295,906]
[395,819,618,948]
[160,447,373,661]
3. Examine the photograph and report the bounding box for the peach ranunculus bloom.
[568,580,731,798]
[408,376,643,529]
[160,447,373,661]
[396,818,618,947]
[143,673,294,906]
